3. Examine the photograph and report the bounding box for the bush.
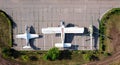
[21,55,29,61]
[1,47,20,59]
[104,52,111,57]
[82,54,91,61]
[29,56,38,61]
[43,47,60,61]
[59,50,72,60]
[90,55,99,61]
[1,47,11,58]
[43,54,48,60]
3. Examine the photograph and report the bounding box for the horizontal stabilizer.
[23,46,31,48]
[55,43,71,47]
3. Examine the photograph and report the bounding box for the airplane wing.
[64,27,84,33]
[29,34,39,39]
[16,34,26,39]
[42,27,61,34]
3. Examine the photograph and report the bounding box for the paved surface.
[0,0,120,50]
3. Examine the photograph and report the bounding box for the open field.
[0,11,11,48]
[87,8,120,65]
[106,13,120,53]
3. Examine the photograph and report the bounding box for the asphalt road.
[0,0,120,50]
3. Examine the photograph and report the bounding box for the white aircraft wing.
[29,34,39,39]
[42,27,61,34]
[16,34,26,39]
[64,27,84,33]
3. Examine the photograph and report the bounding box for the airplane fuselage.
[61,25,65,44]
[25,29,30,46]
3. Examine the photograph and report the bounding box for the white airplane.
[16,25,39,48]
[42,21,84,48]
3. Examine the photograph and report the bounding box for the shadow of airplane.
[93,26,99,50]
[29,26,43,50]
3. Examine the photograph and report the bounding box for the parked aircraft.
[16,25,39,48]
[42,21,84,47]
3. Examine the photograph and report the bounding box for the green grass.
[0,10,12,50]
[99,8,120,53]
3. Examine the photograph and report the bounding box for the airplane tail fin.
[55,43,71,47]
[23,46,31,48]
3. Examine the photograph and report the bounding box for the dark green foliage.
[79,51,85,54]
[83,54,99,61]
[82,50,99,61]
[21,55,29,61]
[58,50,72,60]
[43,47,60,61]
[29,56,38,61]
[2,47,11,58]
[43,54,48,60]
[104,52,111,57]
[1,47,20,59]
[82,54,91,61]
[90,55,99,61]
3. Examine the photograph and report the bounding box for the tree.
[43,47,60,61]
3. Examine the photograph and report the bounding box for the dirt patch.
[110,24,120,52]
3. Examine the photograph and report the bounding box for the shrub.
[59,50,72,60]
[29,56,38,61]
[21,55,29,61]
[82,54,91,61]
[43,47,60,61]
[104,52,111,57]
[1,47,11,58]
[43,54,48,60]
[90,55,99,61]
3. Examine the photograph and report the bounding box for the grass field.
[0,10,12,51]
[105,15,120,52]
[100,8,120,53]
